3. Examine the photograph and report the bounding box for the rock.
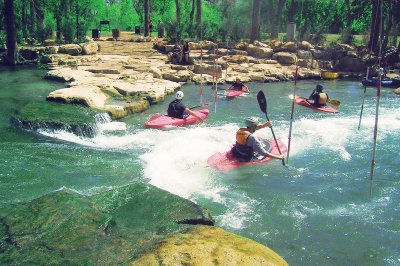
[299,41,314,50]
[85,66,122,74]
[253,40,270,48]
[229,49,248,56]
[298,59,319,69]
[45,46,59,54]
[246,45,273,58]
[165,45,175,53]
[81,42,99,55]
[346,51,358,58]
[235,41,248,51]
[123,99,150,114]
[394,87,400,95]
[59,44,83,56]
[0,183,215,265]
[337,56,366,72]
[149,66,162,78]
[131,226,288,266]
[193,63,223,78]
[269,40,283,51]
[273,52,297,65]
[249,72,267,82]
[189,42,201,50]
[339,43,355,52]
[162,70,193,82]
[282,41,297,52]
[47,85,107,108]
[297,50,313,59]
[19,48,39,61]
[11,101,100,138]
[44,69,94,82]
[226,55,249,63]
[199,40,216,50]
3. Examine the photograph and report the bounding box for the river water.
[0,66,399,265]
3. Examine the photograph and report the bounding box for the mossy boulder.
[11,101,101,137]
[131,226,289,266]
[0,183,214,265]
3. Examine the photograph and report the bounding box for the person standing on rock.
[148,19,153,37]
[167,91,204,121]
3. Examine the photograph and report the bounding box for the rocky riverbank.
[11,31,375,125]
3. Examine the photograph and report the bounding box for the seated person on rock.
[167,91,204,121]
[231,117,285,162]
[182,41,190,64]
[228,77,249,91]
[168,42,183,64]
[308,84,329,107]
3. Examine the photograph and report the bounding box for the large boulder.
[193,63,223,77]
[47,85,107,108]
[19,48,39,61]
[282,42,297,52]
[162,70,193,82]
[80,42,99,55]
[394,87,400,95]
[246,45,273,58]
[297,50,313,59]
[273,52,297,65]
[299,41,314,50]
[59,44,82,56]
[131,226,288,266]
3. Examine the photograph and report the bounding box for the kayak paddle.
[189,103,210,109]
[257,90,285,166]
[328,99,341,106]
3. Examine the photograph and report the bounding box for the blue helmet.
[316,84,324,91]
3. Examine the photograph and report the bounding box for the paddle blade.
[329,99,341,106]
[257,91,267,114]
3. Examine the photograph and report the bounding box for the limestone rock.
[297,50,313,60]
[20,48,39,61]
[394,87,400,95]
[162,70,193,82]
[337,56,366,72]
[282,42,297,52]
[47,85,107,108]
[299,41,314,50]
[246,45,273,58]
[273,52,297,65]
[45,46,59,54]
[59,44,82,56]
[81,42,99,55]
[235,41,248,50]
[44,69,94,82]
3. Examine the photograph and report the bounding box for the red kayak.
[207,139,287,172]
[294,97,339,113]
[145,109,209,129]
[226,87,249,99]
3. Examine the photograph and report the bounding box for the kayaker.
[228,77,249,91]
[167,91,204,121]
[308,84,329,107]
[231,117,285,162]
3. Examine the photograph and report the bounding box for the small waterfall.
[94,113,112,124]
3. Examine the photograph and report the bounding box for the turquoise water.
[0,67,399,265]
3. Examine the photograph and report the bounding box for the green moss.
[14,100,99,125]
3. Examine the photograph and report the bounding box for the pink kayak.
[226,87,249,99]
[207,139,287,172]
[294,97,339,113]
[145,109,209,129]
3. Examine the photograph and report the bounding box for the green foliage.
[164,20,184,43]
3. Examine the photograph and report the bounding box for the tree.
[196,0,201,38]
[175,0,181,24]
[250,0,261,42]
[368,0,382,54]
[4,0,17,65]
[144,0,149,36]
[271,0,285,39]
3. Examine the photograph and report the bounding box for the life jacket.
[167,100,184,118]
[232,128,253,162]
[318,92,328,105]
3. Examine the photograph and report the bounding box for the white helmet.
[175,91,184,100]
[245,116,259,128]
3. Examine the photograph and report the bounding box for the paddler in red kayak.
[231,117,285,162]
[167,91,204,121]
[307,84,329,107]
[228,77,249,92]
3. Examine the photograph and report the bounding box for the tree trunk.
[35,0,45,43]
[29,0,37,38]
[175,0,181,25]
[189,0,195,34]
[76,1,80,40]
[267,0,275,38]
[22,2,28,39]
[196,0,202,38]
[4,0,17,66]
[250,0,261,42]
[271,0,285,39]
[144,0,150,36]
[368,0,381,54]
